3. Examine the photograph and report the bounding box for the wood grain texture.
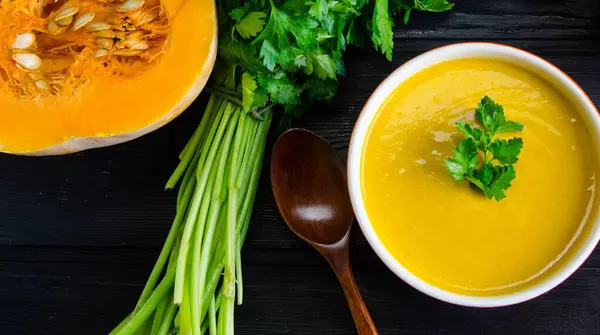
[1,0,599,334]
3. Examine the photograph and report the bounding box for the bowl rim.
[347,42,600,307]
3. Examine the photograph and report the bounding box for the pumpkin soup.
[361,58,598,296]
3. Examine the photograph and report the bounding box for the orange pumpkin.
[0,0,217,155]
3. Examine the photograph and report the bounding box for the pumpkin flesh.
[0,0,216,154]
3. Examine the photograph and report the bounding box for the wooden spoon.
[271,128,378,335]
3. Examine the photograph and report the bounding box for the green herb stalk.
[109,91,272,335]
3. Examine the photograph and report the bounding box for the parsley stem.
[209,295,217,335]
[210,85,239,97]
[133,165,195,313]
[191,105,240,335]
[197,110,271,322]
[205,87,243,107]
[167,95,219,189]
[149,293,169,334]
[110,87,271,335]
[112,267,175,335]
[156,301,177,335]
[174,102,232,304]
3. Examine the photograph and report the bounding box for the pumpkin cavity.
[0,0,170,98]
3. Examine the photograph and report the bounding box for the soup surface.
[362,58,598,296]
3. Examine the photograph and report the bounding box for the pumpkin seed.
[117,0,145,13]
[95,29,116,38]
[96,38,114,49]
[124,38,141,48]
[12,53,42,71]
[129,41,148,50]
[114,49,141,56]
[35,79,52,91]
[72,12,95,31]
[94,49,110,57]
[85,21,111,31]
[139,10,158,25]
[48,21,68,35]
[12,32,35,50]
[114,31,125,40]
[54,6,79,21]
[55,16,74,26]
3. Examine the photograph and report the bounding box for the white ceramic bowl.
[347,42,600,307]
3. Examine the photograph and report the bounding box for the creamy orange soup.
[362,58,598,296]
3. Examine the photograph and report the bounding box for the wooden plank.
[451,0,600,18]
[1,258,600,335]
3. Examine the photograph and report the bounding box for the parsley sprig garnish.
[444,96,524,201]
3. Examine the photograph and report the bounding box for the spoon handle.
[321,246,379,335]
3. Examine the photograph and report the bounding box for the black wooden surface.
[1,1,600,334]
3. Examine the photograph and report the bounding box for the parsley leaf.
[241,72,269,113]
[444,138,479,181]
[473,163,494,187]
[414,0,455,12]
[229,2,252,21]
[444,96,524,201]
[307,52,337,80]
[372,0,394,61]
[490,137,523,165]
[395,0,454,23]
[305,78,338,102]
[497,120,524,133]
[235,12,268,39]
[485,165,516,201]
[254,5,318,69]
[259,39,279,71]
[308,0,329,22]
[242,72,258,112]
[218,36,263,73]
[455,121,483,146]
[475,96,524,136]
[257,72,299,105]
[253,88,269,109]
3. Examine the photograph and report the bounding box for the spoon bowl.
[271,128,378,335]
[271,128,352,245]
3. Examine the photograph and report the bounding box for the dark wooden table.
[2,1,600,334]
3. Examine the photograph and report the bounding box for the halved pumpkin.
[0,0,217,155]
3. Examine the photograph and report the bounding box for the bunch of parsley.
[217,0,454,116]
[444,96,524,201]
